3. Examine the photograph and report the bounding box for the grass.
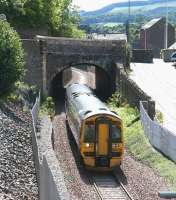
[108,103,176,190]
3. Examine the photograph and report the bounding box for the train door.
[95,118,110,167]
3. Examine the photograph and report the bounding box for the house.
[140,17,175,57]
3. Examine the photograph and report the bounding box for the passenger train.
[65,83,124,170]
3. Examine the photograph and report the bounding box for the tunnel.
[50,71,66,103]
[49,64,115,103]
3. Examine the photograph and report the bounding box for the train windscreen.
[84,124,95,142]
[111,125,121,142]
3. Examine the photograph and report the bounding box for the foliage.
[40,96,55,118]
[0,0,85,38]
[107,92,121,108]
[155,109,164,124]
[5,82,39,110]
[80,23,125,34]
[0,20,25,97]
[108,102,176,189]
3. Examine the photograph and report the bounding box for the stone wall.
[22,39,43,90]
[116,64,155,120]
[37,36,126,96]
[22,36,126,96]
[31,98,70,200]
[132,49,153,63]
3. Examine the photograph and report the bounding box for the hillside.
[80,0,176,24]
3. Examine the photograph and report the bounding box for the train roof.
[66,83,121,120]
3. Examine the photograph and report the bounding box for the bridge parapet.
[36,35,126,62]
[24,36,126,96]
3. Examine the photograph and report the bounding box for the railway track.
[88,172,134,200]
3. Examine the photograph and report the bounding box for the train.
[65,83,124,170]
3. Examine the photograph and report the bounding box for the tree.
[0,0,85,38]
[0,20,25,96]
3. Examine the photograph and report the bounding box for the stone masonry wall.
[116,64,155,120]
[22,39,43,90]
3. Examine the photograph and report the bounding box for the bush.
[40,97,55,118]
[0,20,25,97]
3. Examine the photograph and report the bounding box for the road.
[130,59,176,134]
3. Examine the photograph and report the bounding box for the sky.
[72,0,146,11]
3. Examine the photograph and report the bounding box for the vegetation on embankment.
[40,97,55,118]
[108,93,176,189]
[0,20,25,97]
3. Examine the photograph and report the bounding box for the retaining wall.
[132,49,153,63]
[140,101,176,163]
[31,97,70,200]
[116,65,155,120]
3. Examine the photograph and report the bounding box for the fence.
[140,101,176,163]
[31,94,70,200]
[31,93,41,183]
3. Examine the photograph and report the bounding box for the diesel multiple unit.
[65,83,124,170]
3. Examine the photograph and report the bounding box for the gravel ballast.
[0,102,38,200]
[53,112,99,200]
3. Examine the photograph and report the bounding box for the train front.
[80,112,124,171]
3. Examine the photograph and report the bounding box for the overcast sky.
[72,0,147,11]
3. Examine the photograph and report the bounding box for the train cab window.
[112,125,121,141]
[84,124,95,143]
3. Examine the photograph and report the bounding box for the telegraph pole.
[126,0,131,43]
[165,0,168,49]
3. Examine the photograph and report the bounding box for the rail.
[88,172,134,200]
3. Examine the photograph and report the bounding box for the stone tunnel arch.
[49,62,116,102]
[35,36,126,99]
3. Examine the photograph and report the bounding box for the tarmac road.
[130,58,176,134]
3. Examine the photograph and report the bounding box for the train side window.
[84,124,95,143]
[112,125,121,141]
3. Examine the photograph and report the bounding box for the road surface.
[130,59,176,134]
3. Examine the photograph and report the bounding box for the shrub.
[40,97,55,118]
[0,20,25,97]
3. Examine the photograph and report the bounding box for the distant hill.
[80,0,176,24]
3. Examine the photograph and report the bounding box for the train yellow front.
[65,83,124,170]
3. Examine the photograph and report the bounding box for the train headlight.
[112,143,118,148]
[86,143,90,147]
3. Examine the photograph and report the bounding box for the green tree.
[0,20,25,96]
[0,0,85,38]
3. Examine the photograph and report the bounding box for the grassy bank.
[108,103,176,189]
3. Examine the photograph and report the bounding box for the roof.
[91,33,127,41]
[66,83,120,120]
[141,18,162,30]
